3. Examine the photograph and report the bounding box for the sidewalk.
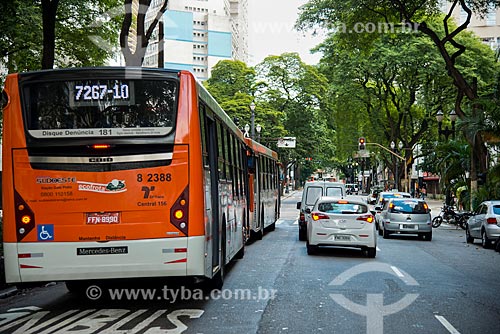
[425,198,444,212]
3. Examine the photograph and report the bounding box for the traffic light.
[358,137,366,150]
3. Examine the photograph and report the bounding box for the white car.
[306,197,377,257]
[466,200,500,248]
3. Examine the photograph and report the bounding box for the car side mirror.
[296,201,301,210]
[305,208,311,214]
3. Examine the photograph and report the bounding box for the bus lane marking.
[0,308,204,334]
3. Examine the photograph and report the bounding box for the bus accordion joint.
[14,190,36,241]
[170,186,189,236]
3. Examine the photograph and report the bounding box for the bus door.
[206,116,221,274]
[255,156,261,231]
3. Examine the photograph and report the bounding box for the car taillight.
[357,214,374,223]
[312,212,329,221]
[487,217,497,224]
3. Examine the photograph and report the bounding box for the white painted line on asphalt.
[390,266,405,278]
[293,220,298,225]
[435,315,461,334]
[376,247,381,251]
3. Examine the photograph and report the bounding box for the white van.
[296,181,346,240]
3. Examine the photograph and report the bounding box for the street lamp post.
[436,109,457,140]
[390,141,404,191]
[256,124,262,142]
[250,102,256,139]
[390,141,397,190]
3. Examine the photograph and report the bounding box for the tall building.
[144,0,249,80]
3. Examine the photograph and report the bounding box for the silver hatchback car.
[465,200,500,248]
[377,198,432,241]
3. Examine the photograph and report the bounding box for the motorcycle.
[432,203,472,229]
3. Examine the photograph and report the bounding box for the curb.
[0,286,18,299]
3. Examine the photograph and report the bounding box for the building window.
[486,7,496,26]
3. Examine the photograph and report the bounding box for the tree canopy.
[0,0,121,74]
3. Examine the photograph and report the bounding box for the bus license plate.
[86,212,121,224]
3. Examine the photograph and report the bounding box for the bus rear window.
[22,79,178,138]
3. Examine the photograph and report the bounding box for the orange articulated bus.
[245,138,280,240]
[1,67,249,290]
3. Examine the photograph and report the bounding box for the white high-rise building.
[144,0,249,80]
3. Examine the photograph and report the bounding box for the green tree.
[0,0,121,73]
[205,60,257,101]
[204,60,286,146]
[315,20,497,189]
[255,53,331,182]
[297,0,499,191]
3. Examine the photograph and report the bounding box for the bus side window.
[231,135,239,198]
[226,129,234,195]
[217,121,225,180]
[199,103,209,167]
[239,144,246,198]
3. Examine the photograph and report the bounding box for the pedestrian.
[421,187,426,200]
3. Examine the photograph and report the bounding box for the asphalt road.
[0,191,498,334]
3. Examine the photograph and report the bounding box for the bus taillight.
[14,191,35,241]
[92,144,111,149]
[170,187,189,236]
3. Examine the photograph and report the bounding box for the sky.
[247,0,325,66]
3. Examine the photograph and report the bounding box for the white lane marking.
[376,247,381,251]
[390,266,405,278]
[435,315,461,334]
[293,220,298,225]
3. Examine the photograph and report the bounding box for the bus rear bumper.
[4,236,206,283]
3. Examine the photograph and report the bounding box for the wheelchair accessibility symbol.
[37,225,54,241]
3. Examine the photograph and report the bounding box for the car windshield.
[318,202,367,214]
[390,200,428,214]
[305,187,323,206]
[326,187,343,197]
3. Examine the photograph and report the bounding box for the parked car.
[372,191,411,228]
[297,181,346,241]
[377,198,432,241]
[465,200,500,248]
[305,197,376,257]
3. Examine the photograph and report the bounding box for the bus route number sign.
[86,212,121,225]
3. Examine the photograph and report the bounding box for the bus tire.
[65,281,86,295]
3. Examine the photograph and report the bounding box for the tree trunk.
[120,0,168,66]
[41,0,59,69]
[418,21,489,180]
